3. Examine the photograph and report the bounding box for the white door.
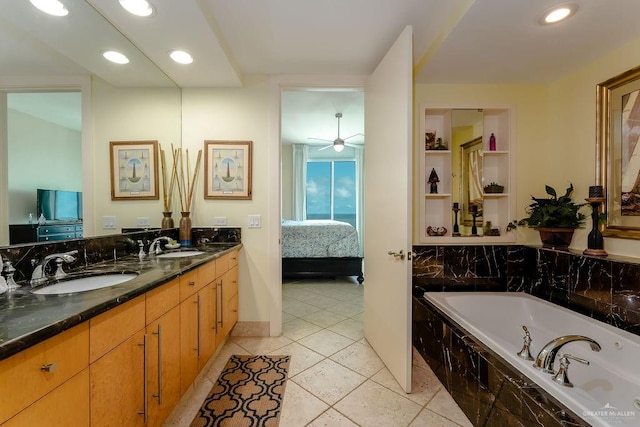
[364,26,413,393]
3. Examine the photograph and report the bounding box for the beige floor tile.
[231,335,292,355]
[163,376,213,426]
[282,317,323,341]
[279,381,329,427]
[350,312,364,322]
[327,318,364,340]
[302,309,348,328]
[330,341,385,378]
[371,364,442,405]
[305,294,343,309]
[426,389,473,427]
[410,408,462,426]
[268,341,325,377]
[282,311,297,323]
[325,301,363,317]
[306,408,359,426]
[297,329,355,357]
[291,358,366,405]
[412,347,430,370]
[283,299,324,317]
[334,379,422,427]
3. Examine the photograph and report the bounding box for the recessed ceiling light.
[540,4,578,24]
[30,0,69,17]
[169,50,194,65]
[119,0,154,17]
[102,50,130,65]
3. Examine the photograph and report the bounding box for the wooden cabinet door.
[179,293,199,394]
[198,282,217,369]
[146,306,181,427]
[3,369,90,427]
[90,329,146,427]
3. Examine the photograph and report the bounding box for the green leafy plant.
[507,183,587,231]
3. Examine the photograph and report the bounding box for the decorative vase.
[161,211,174,229]
[179,211,192,246]
[537,227,574,249]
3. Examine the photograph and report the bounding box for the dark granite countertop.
[0,243,241,361]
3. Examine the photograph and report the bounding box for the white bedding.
[281,220,360,258]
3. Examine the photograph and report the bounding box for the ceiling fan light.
[333,143,345,152]
[30,0,69,17]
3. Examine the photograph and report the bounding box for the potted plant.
[507,183,587,248]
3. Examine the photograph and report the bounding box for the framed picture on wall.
[109,140,159,200]
[204,140,252,200]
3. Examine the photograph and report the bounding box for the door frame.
[268,75,366,336]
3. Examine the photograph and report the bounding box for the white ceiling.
[5,0,640,142]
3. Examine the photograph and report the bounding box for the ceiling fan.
[307,113,364,152]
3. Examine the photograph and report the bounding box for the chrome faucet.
[149,236,171,255]
[30,250,78,286]
[533,335,601,374]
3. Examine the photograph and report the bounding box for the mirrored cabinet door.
[415,105,515,243]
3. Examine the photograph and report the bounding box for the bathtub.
[423,292,640,427]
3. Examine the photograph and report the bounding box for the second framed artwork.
[109,140,159,200]
[204,140,253,200]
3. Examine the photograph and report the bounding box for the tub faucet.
[533,335,601,374]
[30,250,78,286]
[516,326,534,361]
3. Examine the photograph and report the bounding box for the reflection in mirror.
[451,109,483,235]
[1,1,181,245]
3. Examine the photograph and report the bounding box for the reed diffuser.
[159,144,178,229]
[172,145,202,246]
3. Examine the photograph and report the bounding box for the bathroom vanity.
[0,229,240,426]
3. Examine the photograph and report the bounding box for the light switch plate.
[248,214,261,228]
[137,217,150,227]
[213,217,228,226]
[103,216,116,229]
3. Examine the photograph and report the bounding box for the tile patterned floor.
[164,277,471,427]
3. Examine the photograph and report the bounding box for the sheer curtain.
[355,146,365,256]
[292,144,308,220]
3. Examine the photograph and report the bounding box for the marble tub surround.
[0,230,241,361]
[413,296,588,427]
[412,245,640,337]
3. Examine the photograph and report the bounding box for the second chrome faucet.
[533,335,601,374]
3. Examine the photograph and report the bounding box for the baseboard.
[230,321,270,337]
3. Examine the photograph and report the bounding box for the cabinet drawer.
[0,323,89,424]
[3,369,90,427]
[216,253,229,275]
[197,260,216,286]
[89,296,145,363]
[39,225,76,234]
[179,268,203,301]
[228,249,239,268]
[146,278,180,324]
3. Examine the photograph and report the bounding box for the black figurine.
[428,168,439,194]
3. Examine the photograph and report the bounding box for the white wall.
[8,109,81,223]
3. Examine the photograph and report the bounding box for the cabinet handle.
[152,324,163,405]
[188,281,196,287]
[138,334,148,423]
[213,285,218,332]
[41,363,57,372]
[219,280,224,328]
[195,296,201,356]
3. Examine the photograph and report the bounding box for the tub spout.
[533,335,601,374]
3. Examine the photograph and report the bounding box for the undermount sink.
[32,273,138,295]
[156,250,205,259]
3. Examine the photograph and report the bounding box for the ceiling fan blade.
[307,137,334,143]
[318,144,334,151]
[343,133,365,141]
[345,142,363,148]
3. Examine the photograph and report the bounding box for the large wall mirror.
[451,109,484,235]
[1,1,181,244]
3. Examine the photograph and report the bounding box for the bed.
[281,219,364,284]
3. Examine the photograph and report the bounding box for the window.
[306,160,356,227]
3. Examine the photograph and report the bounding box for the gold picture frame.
[109,140,159,200]
[597,65,640,239]
[204,140,252,200]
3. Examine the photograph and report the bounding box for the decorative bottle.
[489,133,496,151]
[179,212,192,247]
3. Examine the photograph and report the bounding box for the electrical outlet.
[137,217,151,227]
[103,216,116,229]
[213,217,228,226]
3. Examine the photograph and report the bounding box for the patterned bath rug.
[191,354,291,427]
